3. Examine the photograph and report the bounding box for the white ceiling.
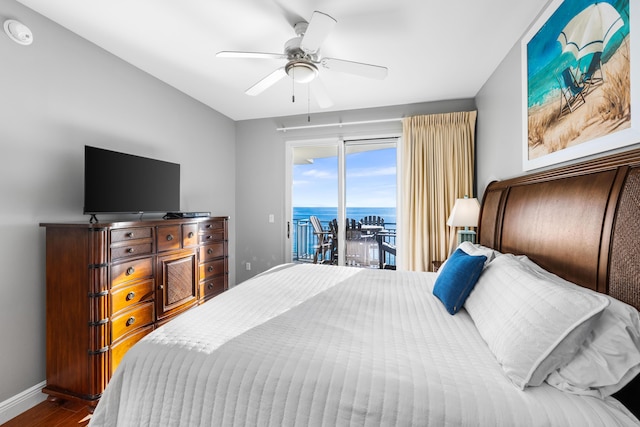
[15,0,548,121]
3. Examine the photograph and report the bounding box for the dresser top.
[40,216,229,229]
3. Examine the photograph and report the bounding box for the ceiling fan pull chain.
[292,68,296,103]
[307,84,311,122]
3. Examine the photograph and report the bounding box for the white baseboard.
[0,381,47,424]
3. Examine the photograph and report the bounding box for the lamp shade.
[447,197,480,227]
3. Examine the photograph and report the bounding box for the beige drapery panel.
[399,111,477,272]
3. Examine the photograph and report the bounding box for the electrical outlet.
[245,262,251,271]
[268,214,275,223]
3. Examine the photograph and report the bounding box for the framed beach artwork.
[522,0,639,170]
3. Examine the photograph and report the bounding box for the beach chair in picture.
[579,51,604,93]
[557,67,586,117]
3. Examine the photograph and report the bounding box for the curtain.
[399,111,477,272]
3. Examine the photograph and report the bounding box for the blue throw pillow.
[433,248,487,315]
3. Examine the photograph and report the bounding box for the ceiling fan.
[216,11,388,108]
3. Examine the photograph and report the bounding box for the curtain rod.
[276,117,403,132]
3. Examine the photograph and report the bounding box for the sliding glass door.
[344,140,397,268]
[286,138,397,268]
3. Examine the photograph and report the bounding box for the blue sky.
[293,147,396,207]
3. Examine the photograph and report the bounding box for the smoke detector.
[4,19,33,45]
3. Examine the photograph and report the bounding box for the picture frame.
[521,0,639,171]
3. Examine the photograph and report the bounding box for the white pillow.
[438,242,500,275]
[517,257,640,398]
[458,241,500,265]
[464,254,609,390]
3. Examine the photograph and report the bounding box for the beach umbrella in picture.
[557,2,624,59]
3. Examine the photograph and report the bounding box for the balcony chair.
[328,218,378,267]
[376,230,397,270]
[310,215,332,264]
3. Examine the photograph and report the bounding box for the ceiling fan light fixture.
[286,61,318,83]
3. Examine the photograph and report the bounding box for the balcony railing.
[293,218,396,268]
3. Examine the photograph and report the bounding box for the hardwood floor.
[1,399,91,427]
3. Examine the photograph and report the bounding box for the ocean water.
[293,207,397,227]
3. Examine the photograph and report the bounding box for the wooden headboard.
[478,148,640,311]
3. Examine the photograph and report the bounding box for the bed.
[89,148,640,426]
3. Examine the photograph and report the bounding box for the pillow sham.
[432,248,486,315]
[517,257,640,398]
[458,241,500,265]
[464,254,609,390]
[436,242,500,276]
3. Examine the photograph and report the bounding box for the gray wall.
[475,41,526,196]
[234,99,476,284]
[0,0,236,405]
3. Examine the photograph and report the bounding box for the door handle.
[287,221,290,239]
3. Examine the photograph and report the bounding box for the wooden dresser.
[40,216,228,407]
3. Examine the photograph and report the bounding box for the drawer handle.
[206,224,212,229]
[208,266,214,272]
[207,248,213,255]
[126,232,134,238]
[188,231,194,238]
[126,267,135,275]
[206,235,212,240]
[166,234,174,241]
[127,247,135,253]
[126,291,135,301]
[126,317,136,327]
[208,283,214,290]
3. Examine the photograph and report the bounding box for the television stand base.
[164,212,211,219]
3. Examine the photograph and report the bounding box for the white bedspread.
[90,264,639,426]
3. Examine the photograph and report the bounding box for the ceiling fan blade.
[321,57,388,80]
[310,78,333,108]
[217,51,287,60]
[245,67,287,96]
[300,11,337,53]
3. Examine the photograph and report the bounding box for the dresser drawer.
[110,324,153,375]
[111,279,154,314]
[199,241,225,262]
[111,242,153,261]
[157,225,181,252]
[201,276,226,301]
[199,231,225,244]
[111,302,154,342]
[111,257,153,287]
[111,227,153,243]
[199,220,225,233]
[182,223,199,248]
[199,258,226,281]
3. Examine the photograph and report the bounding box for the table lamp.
[447,196,480,244]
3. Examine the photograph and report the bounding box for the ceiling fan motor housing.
[284,37,317,61]
[284,35,319,83]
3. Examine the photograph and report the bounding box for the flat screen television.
[84,145,180,215]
